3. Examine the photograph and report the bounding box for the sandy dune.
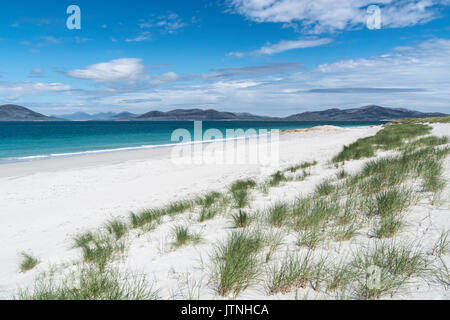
[1,124,448,300]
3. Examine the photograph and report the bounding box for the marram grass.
[211,229,264,297]
[20,253,40,273]
[17,266,159,300]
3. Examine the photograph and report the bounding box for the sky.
[0,0,449,117]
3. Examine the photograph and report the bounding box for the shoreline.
[3,123,449,300]
[0,125,379,178]
[0,122,385,166]
[0,131,276,166]
[0,125,382,298]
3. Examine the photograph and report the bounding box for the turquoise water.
[0,121,386,163]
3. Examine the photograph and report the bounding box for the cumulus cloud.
[228,0,450,33]
[257,37,333,54]
[10,39,450,115]
[89,38,450,115]
[67,58,146,83]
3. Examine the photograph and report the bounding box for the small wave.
[0,132,273,164]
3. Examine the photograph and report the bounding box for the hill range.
[0,104,447,121]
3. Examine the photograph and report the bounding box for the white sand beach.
[1,124,449,300]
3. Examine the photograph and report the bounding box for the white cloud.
[157,13,187,33]
[139,12,188,34]
[67,58,146,83]
[88,38,450,115]
[12,39,450,115]
[20,36,62,49]
[226,51,246,58]
[229,0,450,33]
[0,82,71,100]
[151,72,180,84]
[257,37,333,54]
[125,32,151,42]
[206,63,303,78]
[38,36,61,46]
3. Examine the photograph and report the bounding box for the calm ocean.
[0,121,386,163]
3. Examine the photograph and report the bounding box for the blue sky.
[0,0,449,116]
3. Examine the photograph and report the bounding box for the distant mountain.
[0,104,63,121]
[135,109,262,120]
[56,112,92,121]
[233,112,268,119]
[112,112,137,120]
[58,111,137,121]
[288,105,448,121]
[2,104,447,122]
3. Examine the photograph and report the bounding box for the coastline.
[1,123,448,300]
[0,125,381,298]
[0,124,377,178]
[0,121,386,165]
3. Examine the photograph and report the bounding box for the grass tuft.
[266,252,314,295]
[374,215,403,239]
[432,231,450,257]
[230,179,256,209]
[267,171,289,187]
[230,179,257,194]
[314,181,335,197]
[268,202,290,227]
[165,200,194,216]
[17,266,159,300]
[195,191,223,208]
[232,210,251,228]
[199,206,220,222]
[105,219,128,240]
[421,160,446,197]
[73,233,125,273]
[73,232,95,249]
[293,198,339,230]
[333,225,358,242]
[352,241,428,299]
[327,259,356,293]
[433,258,449,288]
[231,189,251,209]
[129,208,164,229]
[211,229,264,297]
[333,123,432,163]
[371,187,414,217]
[286,161,317,173]
[173,226,201,247]
[336,169,348,180]
[297,227,324,249]
[20,253,40,273]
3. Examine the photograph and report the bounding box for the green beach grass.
[16,120,450,300]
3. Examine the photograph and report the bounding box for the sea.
[0,120,386,163]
